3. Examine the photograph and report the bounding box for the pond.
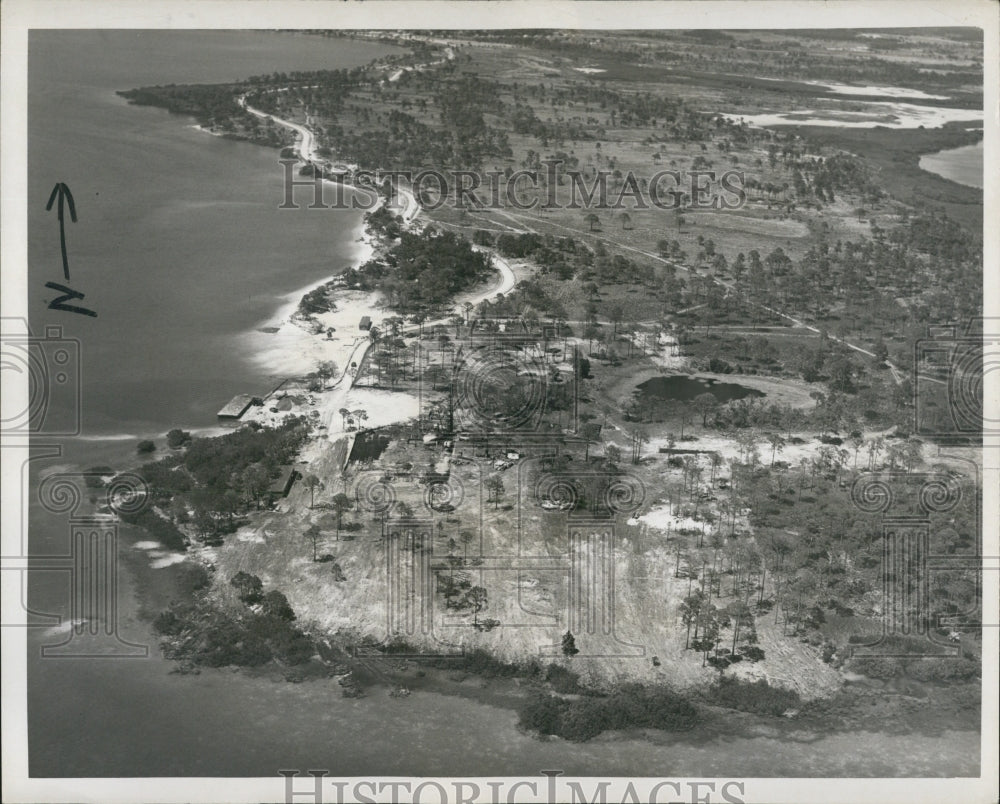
[637,375,765,404]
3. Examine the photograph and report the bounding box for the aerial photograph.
[3,9,995,804]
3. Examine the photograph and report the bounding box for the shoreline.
[104,63,981,745]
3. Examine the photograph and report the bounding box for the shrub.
[430,649,523,678]
[518,685,699,742]
[137,440,156,454]
[262,590,296,621]
[905,656,979,682]
[120,508,186,552]
[153,609,185,636]
[166,429,192,449]
[174,562,210,596]
[546,664,583,694]
[847,656,902,679]
[519,694,567,736]
[85,466,114,488]
[704,677,800,716]
[229,571,263,604]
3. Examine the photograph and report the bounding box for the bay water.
[918,140,984,189]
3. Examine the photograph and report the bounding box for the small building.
[359,316,372,331]
[217,394,263,420]
[267,465,300,502]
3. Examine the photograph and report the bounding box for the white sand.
[724,101,982,129]
[636,506,703,533]
[808,81,950,100]
[148,552,188,569]
[133,539,187,569]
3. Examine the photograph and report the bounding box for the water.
[638,375,765,404]
[919,140,984,189]
[28,31,398,436]
[22,32,980,779]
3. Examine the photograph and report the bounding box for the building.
[267,465,300,502]
[217,394,263,420]
[359,316,372,331]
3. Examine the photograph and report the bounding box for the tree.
[605,444,622,467]
[166,429,192,449]
[304,523,321,562]
[486,474,505,509]
[467,585,488,626]
[230,571,263,604]
[630,427,649,464]
[692,392,718,427]
[849,434,865,469]
[137,439,156,454]
[262,590,296,621]
[331,492,352,539]
[585,213,600,232]
[561,630,580,657]
[692,603,722,666]
[303,474,322,508]
[767,433,785,466]
[460,529,475,562]
[315,360,338,383]
[240,463,270,509]
[673,401,693,438]
[866,436,884,470]
[680,590,706,650]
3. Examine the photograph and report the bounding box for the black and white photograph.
[2,2,997,802]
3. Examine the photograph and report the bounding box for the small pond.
[636,375,765,404]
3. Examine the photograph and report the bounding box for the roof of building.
[268,465,299,494]
[218,394,260,418]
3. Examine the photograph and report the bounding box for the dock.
[217,394,263,420]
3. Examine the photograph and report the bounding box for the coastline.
[100,61,981,754]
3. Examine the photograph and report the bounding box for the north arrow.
[45,182,77,281]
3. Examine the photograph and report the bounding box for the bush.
[904,656,979,682]
[230,571,263,605]
[546,664,583,694]
[519,694,567,736]
[85,466,114,488]
[430,648,524,678]
[262,590,296,621]
[847,656,902,679]
[174,562,210,596]
[166,429,192,449]
[137,440,157,454]
[153,608,185,636]
[703,677,800,716]
[120,507,186,551]
[518,685,699,742]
